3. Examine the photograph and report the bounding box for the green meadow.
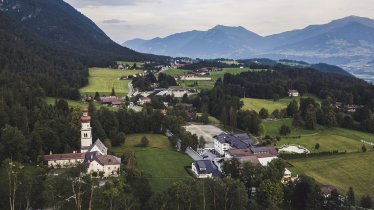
[288,152,374,198]
[79,67,143,96]
[112,134,192,192]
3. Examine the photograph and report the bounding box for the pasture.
[241,95,320,113]
[163,68,192,77]
[263,118,374,153]
[112,134,192,192]
[79,67,143,96]
[288,152,374,197]
[117,61,144,68]
[208,67,254,80]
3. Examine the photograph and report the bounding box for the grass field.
[241,95,321,113]
[263,118,374,153]
[117,61,144,67]
[163,68,192,77]
[208,68,254,80]
[112,134,192,192]
[288,152,374,197]
[45,97,120,111]
[79,67,143,96]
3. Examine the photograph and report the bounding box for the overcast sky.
[64,0,374,44]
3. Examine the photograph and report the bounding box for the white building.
[288,90,300,97]
[44,108,121,177]
[191,160,215,178]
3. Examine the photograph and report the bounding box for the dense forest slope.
[0,0,165,64]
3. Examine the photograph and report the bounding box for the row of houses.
[191,132,282,179]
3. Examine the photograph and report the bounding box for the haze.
[64,0,374,44]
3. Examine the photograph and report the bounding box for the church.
[44,108,121,177]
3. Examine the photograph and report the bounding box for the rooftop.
[44,153,85,161]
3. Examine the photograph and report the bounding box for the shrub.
[139,136,149,147]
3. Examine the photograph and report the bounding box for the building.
[138,97,152,106]
[288,90,300,97]
[191,160,215,178]
[320,185,339,198]
[214,133,253,156]
[225,146,279,166]
[100,96,122,106]
[43,108,121,177]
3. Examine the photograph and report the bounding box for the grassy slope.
[289,152,374,197]
[117,61,144,67]
[45,97,120,111]
[163,68,192,77]
[241,95,321,113]
[263,118,374,153]
[112,134,192,192]
[79,67,143,96]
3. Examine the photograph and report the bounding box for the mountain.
[0,9,87,98]
[124,25,262,58]
[0,0,159,64]
[124,16,374,82]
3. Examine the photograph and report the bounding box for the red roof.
[100,97,121,103]
[95,155,121,166]
[44,153,85,161]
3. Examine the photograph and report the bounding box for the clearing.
[79,67,143,96]
[112,134,192,192]
[117,61,144,68]
[241,95,320,113]
[288,152,374,198]
[163,68,192,77]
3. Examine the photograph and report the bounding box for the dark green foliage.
[158,73,177,87]
[259,108,269,119]
[362,145,367,152]
[287,99,299,117]
[361,195,373,209]
[347,187,355,206]
[279,124,291,136]
[315,143,320,150]
[139,136,149,147]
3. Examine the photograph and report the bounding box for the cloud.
[102,19,127,24]
[65,0,161,7]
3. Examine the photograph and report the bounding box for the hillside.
[0,0,163,64]
[0,10,87,97]
[124,16,374,82]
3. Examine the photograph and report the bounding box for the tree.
[133,177,153,206]
[140,136,149,147]
[1,125,27,161]
[360,195,373,209]
[362,145,367,152]
[256,180,284,209]
[3,159,24,210]
[259,108,269,119]
[272,109,280,119]
[279,124,291,136]
[222,158,241,179]
[305,105,317,130]
[287,99,299,117]
[198,136,206,149]
[347,187,355,206]
[315,143,320,150]
[94,92,100,101]
[111,87,116,96]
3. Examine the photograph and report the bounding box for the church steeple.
[81,108,92,153]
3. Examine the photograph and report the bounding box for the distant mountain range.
[124,16,374,82]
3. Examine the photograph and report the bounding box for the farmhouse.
[138,97,152,106]
[100,96,122,106]
[191,160,215,178]
[225,146,279,166]
[43,108,121,177]
[288,90,300,97]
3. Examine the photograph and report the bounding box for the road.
[127,81,134,97]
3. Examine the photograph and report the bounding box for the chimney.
[73,151,76,154]
[50,151,52,155]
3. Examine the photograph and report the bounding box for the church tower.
[80,108,92,153]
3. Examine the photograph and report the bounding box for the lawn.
[79,67,143,96]
[112,134,192,192]
[241,95,320,113]
[288,152,374,198]
[177,80,216,90]
[263,118,374,153]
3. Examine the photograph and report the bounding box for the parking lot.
[184,124,225,149]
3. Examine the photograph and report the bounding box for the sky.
[64,0,374,44]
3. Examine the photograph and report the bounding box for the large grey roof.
[88,139,108,154]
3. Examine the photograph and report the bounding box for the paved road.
[127,81,134,97]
